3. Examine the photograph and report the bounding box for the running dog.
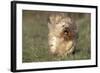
[48,13,77,56]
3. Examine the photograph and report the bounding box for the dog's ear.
[48,13,64,24]
[48,15,56,31]
[47,16,52,31]
[48,22,52,31]
[49,14,56,24]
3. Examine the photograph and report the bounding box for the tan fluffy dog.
[48,13,77,56]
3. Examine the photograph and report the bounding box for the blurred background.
[22,10,91,62]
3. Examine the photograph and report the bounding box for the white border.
[16,4,96,70]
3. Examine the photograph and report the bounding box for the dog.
[48,13,77,56]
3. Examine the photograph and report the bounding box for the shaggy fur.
[48,13,77,56]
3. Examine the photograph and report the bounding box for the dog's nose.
[65,27,67,29]
[64,27,68,32]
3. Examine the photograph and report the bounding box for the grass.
[22,10,91,62]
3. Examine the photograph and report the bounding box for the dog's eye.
[62,25,65,27]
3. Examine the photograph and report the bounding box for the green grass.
[22,10,91,62]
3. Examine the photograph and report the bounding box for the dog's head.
[48,13,73,37]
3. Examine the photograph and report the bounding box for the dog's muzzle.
[63,27,69,33]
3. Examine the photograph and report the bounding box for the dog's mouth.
[63,27,74,40]
[63,27,69,33]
